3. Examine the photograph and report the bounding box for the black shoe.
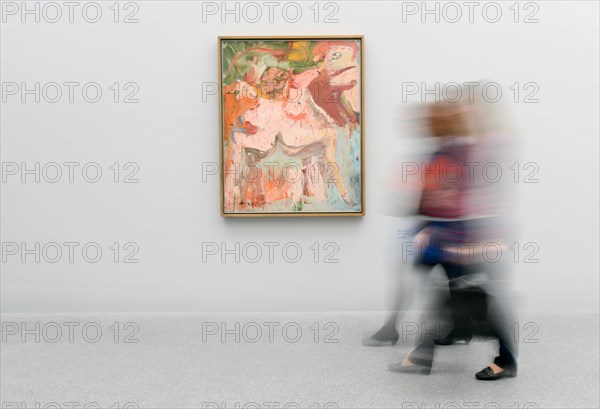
[434,333,472,346]
[362,326,399,347]
[475,365,517,380]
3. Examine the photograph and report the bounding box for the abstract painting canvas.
[219,36,364,217]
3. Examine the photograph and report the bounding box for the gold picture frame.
[218,35,365,217]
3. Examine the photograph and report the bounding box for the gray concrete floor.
[1,311,598,409]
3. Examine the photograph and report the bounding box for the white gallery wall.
[1,0,598,313]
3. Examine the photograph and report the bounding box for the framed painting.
[219,35,364,217]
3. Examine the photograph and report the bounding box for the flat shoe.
[475,366,517,380]
[362,329,399,347]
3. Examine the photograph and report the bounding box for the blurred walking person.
[366,91,520,380]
